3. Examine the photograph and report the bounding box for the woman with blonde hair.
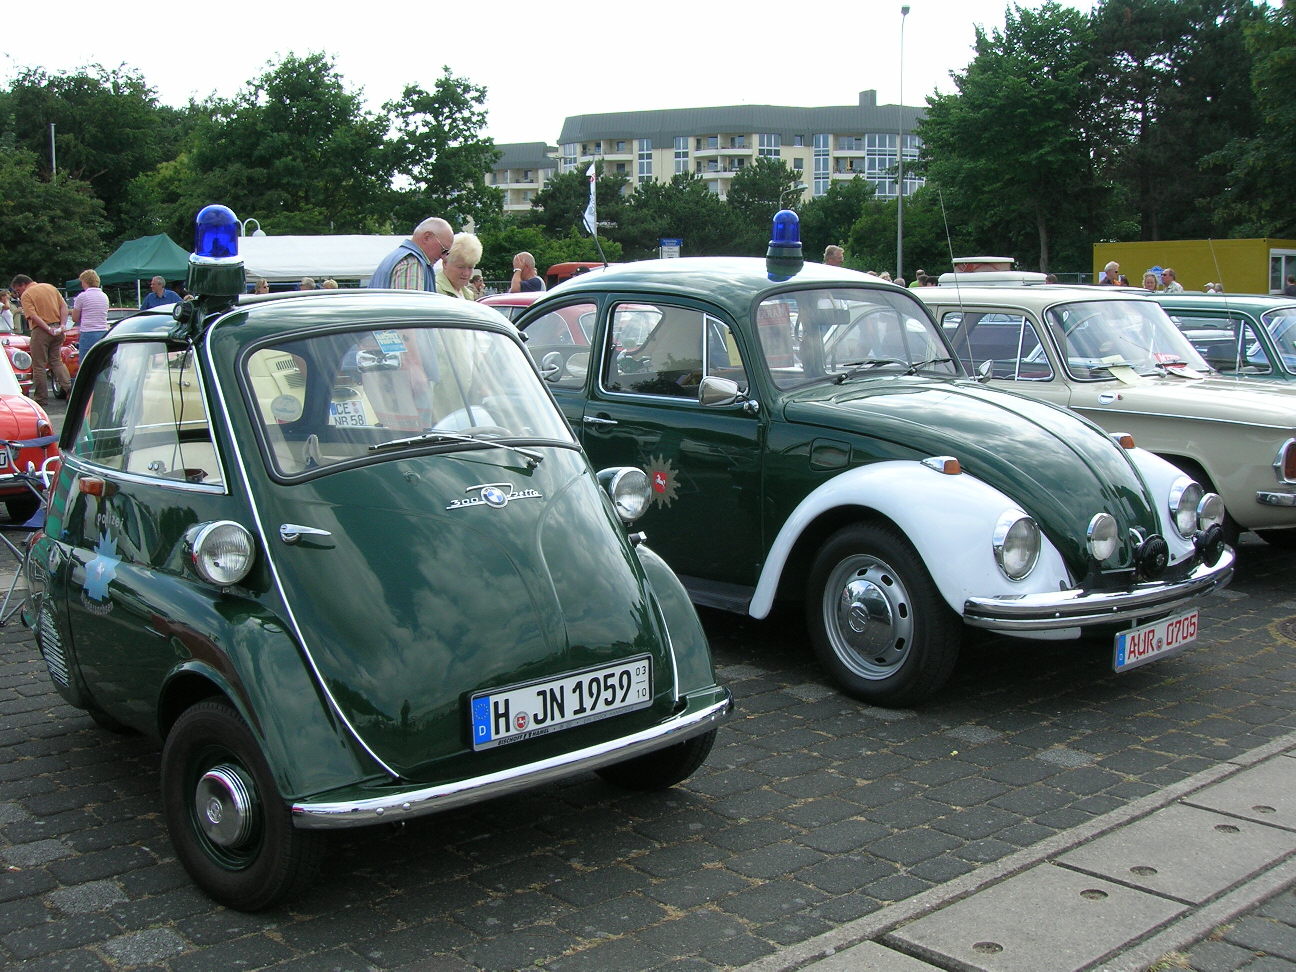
[71,268,110,355]
[436,233,483,300]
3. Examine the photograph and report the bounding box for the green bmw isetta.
[24,207,730,910]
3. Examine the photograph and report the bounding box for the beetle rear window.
[242,325,575,477]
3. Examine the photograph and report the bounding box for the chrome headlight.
[1087,513,1118,561]
[10,349,31,371]
[1168,476,1204,539]
[1197,491,1224,531]
[598,467,651,523]
[992,512,1040,580]
[186,521,255,586]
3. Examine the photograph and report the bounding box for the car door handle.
[279,523,333,545]
[582,416,618,428]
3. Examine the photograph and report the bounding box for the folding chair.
[0,438,58,625]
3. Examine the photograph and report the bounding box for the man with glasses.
[369,216,454,291]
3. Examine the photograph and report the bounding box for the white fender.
[748,460,1072,619]
[1121,446,1211,561]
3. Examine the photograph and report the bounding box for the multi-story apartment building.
[487,90,924,212]
[488,141,559,215]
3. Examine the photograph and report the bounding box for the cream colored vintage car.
[916,286,1296,546]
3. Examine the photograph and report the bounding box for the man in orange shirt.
[10,274,73,405]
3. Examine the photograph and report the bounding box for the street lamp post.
[896,4,910,281]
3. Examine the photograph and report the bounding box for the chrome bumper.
[291,692,732,830]
[962,548,1234,632]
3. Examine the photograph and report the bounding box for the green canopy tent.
[67,234,190,305]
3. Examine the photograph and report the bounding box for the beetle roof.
[539,257,911,316]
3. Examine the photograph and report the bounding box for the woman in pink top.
[71,269,110,356]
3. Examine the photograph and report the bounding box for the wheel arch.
[748,460,1071,620]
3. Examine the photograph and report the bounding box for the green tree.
[1210,1,1296,236]
[0,65,186,242]
[798,177,877,264]
[725,157,805,255]
[179,53,392,236]
[0,146,109,283]
[384,68,503,235]
[621,173,735,259]
[846,187,955,277]
[918,2,1104,271]
[526,167,630,240]
[1087,0,1262,240]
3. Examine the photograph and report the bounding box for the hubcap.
[825,557,913,678]
[195,763,257,849]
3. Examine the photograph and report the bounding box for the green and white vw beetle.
[513,213,1235,709]
[24,207,730,910]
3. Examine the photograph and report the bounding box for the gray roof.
[558,91,925,149]
[493,142,558,170]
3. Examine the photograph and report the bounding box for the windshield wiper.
[904,356,954,375]
[370,429,545,468]
[834,359,907,383]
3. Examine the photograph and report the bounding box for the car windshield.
[755,288,957,389]
[1047,300,1212,379]
[1261,310,1296,358]
[242,324,576,478]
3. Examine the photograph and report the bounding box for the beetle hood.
[782,376,1161,570]
[254,449,673,781]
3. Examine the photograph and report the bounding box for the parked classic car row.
[26,207,1286,913]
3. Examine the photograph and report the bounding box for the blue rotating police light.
[193,205,240,261]
[766,209,804,281]
[185,204,246,311]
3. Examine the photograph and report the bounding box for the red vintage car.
[0,348,57,520]
[3,328,81,399]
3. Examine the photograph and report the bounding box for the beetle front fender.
[749,460,1071,619]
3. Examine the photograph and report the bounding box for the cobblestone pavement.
[1,402,1294,971]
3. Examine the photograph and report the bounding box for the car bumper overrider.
[290,689,732,830]
[962,548,1234,632]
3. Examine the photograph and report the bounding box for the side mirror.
[698,375,740,406]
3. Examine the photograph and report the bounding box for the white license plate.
[329,400,367,426]
[470,656,653,750]
[1113,609,1199,672]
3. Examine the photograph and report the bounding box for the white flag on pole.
[582,162,598,236]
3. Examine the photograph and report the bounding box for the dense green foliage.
[1,0,1289,285]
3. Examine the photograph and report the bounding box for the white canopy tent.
[238,235,408,286]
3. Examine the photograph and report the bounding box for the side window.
[70,341,222,485]
[947,312,1052,381]
[522,302,596,389]
[605,302,737,398]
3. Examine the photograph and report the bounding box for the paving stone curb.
[742,729,1296,971]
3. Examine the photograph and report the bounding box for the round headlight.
[10,349,32,371]
[1197,491,1224,531]
[186,521,255,586]
[1087,513,1119,561]
[993,512,1040,580]
[599,467,651,523]
[1168,476,1204,539]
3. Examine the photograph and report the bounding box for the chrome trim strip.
[290,694,732,830]
[962,548,1234,631]
[1257,490,1296,507]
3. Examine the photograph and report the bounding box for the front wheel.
[806,522,961,707]
[596,729,717,790]
[161,700,322,911]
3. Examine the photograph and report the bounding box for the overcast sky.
[8,1,1096,146]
